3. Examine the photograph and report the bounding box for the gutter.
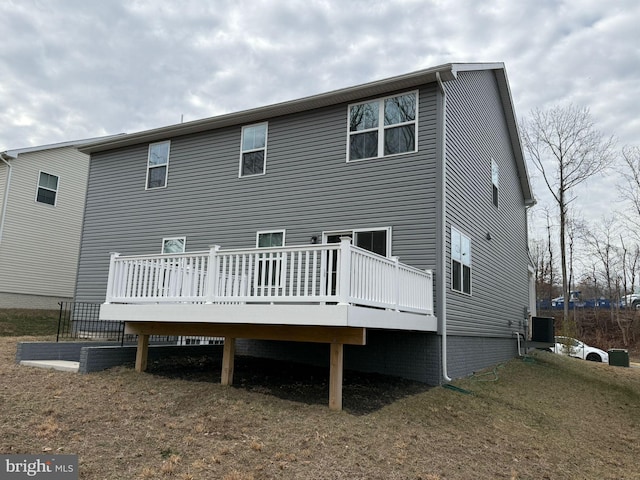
[78,64,507,155]
[435,72,452,382]
[0,152,14,246]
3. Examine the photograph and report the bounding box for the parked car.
[551,291,582,307]
[551,336,609,363]
[620,290,640,309]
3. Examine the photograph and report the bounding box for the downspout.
[435,72,451,382]
[513,331,523,356]
[0,152,14,246]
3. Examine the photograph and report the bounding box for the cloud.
[1,0,639,240]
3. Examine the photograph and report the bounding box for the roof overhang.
[77,62,474,154]
[488,67,536,206]
[3,134,125,158]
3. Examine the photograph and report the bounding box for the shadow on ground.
[146,354,431,415]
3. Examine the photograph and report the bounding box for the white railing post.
[392,256,400,312]
[338,237,352,305]
[426,269,433,315]
[105,252,120,304]
[205,245,221,304]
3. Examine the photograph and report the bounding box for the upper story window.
[491,158,499,207]
[240,123,268,177]
[146,141,170,189]
[36,171,59,206]
[162,237,186,254]
[451,227,471,295]
[348,91,417,162]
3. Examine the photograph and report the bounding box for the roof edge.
[79,62,507,154]
[489,66,535,205]
[3,134,125,158]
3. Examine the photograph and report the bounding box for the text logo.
[0,455,78,479]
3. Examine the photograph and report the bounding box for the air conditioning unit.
[531,316,555,343]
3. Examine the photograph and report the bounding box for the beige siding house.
[0,138,115,309]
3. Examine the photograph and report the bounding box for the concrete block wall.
[237,331,443,385]
[79,345,137,373]
[80,344,224,373]
[17,335,520,383]
[345,330,442,384]
[16,341,224,374]
[16,342,115,362]
[446,335,519,379]
[237,333,520,385]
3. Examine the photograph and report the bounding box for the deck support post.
[221,337,236,385]
[329,342,344,411]
[135,334,149,372]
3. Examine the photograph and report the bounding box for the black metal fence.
[56,302,222,346]
[57,302,123,343]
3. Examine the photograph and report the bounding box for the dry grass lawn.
[1,336,639,479]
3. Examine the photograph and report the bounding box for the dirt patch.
[1,336,639,479]
[147,354,431,415]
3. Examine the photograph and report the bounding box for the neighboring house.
[0,138,118,309]
[75,62,535,409]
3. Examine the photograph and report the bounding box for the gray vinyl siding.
[444,70,529,337]
[75,85,439,303]
[0,147,89,301]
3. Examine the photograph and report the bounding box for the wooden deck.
[100,238,437,410]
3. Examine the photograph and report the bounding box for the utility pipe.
[0,152,14,246]
[435,72,451,382]
[513,331,523,356]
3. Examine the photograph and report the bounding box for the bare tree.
[522,104,616,328]
[584,217,620,332]
[544,208,556,302]
[617,145,640,232]
[618,235,639,345]
[530,235,555,305]
[566,215,582,298]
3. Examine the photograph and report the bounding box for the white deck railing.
[104,238,434,316]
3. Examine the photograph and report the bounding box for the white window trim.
[239,122,268,178]
[161,236,186,254]
[451,226,472,295]
[35,170,59,206]
[322,226,392,257]
[255,229,285,247]
[146,140,171,190]
[346,90,418,163]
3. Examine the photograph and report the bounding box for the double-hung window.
[451,227,471,294]
[348,91,417,161]
[146,141,170,189]
[240,123,268,177]
[36,171,59,206]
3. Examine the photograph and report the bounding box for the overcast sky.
[1,0,638,239]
